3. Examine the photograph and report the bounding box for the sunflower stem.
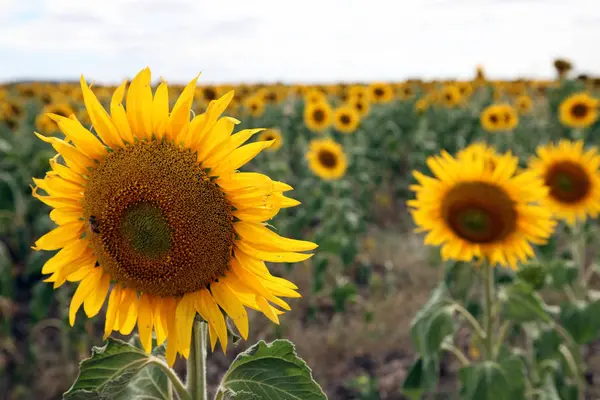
[571,222,587,290]
[150,358,192,400]
[482,260,495,361]
[187,320,208,400]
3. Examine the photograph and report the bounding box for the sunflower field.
[3,60,600,400]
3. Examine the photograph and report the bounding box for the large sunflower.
[306,138,347,180]
[304,101,332,133]
[558,92,598,128]
[408,149,555,269]
[528,140,600,224]
[333,106,360,134]
[31,68,316,366]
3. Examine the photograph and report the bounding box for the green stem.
[187,320,208,400]
[441,342,470,366]
[151,359,192,400]
[571,223,587,289]
[482,261,495,361]
[493,321,512,358]
[449,302,486,339]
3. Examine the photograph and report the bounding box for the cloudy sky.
[0,0,598,85]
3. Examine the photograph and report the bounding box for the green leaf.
[63,338,169,400]
[499,281,552,323]
[217,339,326,400]
[114,345,170,400]
[424,307,455,355]
[559,300,600,344]
[410,282,452,358]
[539,375,561,400]
[547,260,578,290]
[219,388,260,400]
[534,328,562,361]
[516,262,547,290]
[459,361,510,400]
[401,357,439,399]
[498,355,526,398]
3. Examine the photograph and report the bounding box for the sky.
[0,0,599,85]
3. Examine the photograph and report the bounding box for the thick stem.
[187,320,208,400]
[482,261,495,361]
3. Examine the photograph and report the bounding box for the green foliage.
[458,362,511,400]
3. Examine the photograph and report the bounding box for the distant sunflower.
[440,85,463,108]
[305,89,327,105]
[36,103,77,134]
[396,84,415,100]
[501,104,519,131]
[306,138,347,180]
[559,92,598,128]
[333,106,360,134]
[304,101,332,133]
[529,140,600,224]
[457,82,473,99]
[415,99,429,114]
[258,129,283,151]
[515,95,533,115]
[368,82,394,104]
[244,96,265,118]
[480,104,518,132]
[31,68,315,366]
[408,150,555,268]
[347,86,368,101]
[347,96,370,118]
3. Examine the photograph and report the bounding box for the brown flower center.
[545,161,591,204]
[339,114,351,125]
[83,140,234,297]
[318,149,338,169]
[313,109,326,123]
[442,182,517,243]
[571,103,589,119]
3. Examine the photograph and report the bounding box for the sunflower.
[31,68,316,366]
[368,82,394,104]
[244,96,265,118]
[305,89,327,105]
[333,106,360,134]
[558,92,598,128]
[408,149,555,269]
[515,95,533,115]
[415,99,429,114]
[347,85,368,101]
[304,101,332,133]
[457,142,499,172]
[439,85,463,108]
[501,104,519,131]
[35,103,77,134]
[306,138,347,180]
[528,140,600,224]
[480,104,518,132]
[396,84,415,100]
[258,129,283,151]
[347,96,370,118]
[456,82,473,99]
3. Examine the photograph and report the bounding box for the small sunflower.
[415,99,429,114]
[306,138,347,180]
[304,101,332,133]
[456,82,473,99]
[515,95,533,115]
[480,104,518,132]
[333,106,360,134]
[35,103,77,134]
[439,85,463,108]
[305,89,327,105]
[529,140,600,224]
[408,150,555,269]
[396,84,415,100]
[347,86,368,101]
[258,129,283,151]
[558,92,598,129]
[244,96,265,118]
[31,68,316,366]
[347,96,370,118]
[368,82,394,104]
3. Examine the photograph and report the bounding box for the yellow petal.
[196,117,236,163]
[83,271,111,318]
[203,128,265,169]
[117,288,139,335]
[49,156,87,186]
[167,74,199,141]
[137,293,154,353]
[175,292,197,359]
[35,133,94,174]
[189,90,233,149]
[33,221,84,251]
[110,80,135,144]
[41,238,89,274]
[80,75,124,148]
[235,240,313,263]
[49,208,82,225]
[210,141,273,177]
[210,281,248,340]
[47,114,107,160]
[153,297,168,346]
[69,268,103,326]
[104,285,122,340]
[234,222,317,252]
[152,80,169,140]
[126,68,153,140]
[256,296,280,324]
[163,297,179,366]
[198,289,228,351]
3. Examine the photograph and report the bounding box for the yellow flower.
[439,85,463,108]
[258,129,283,151]
[480,104,518,132]
[35,103,77,134]
[415,98,429,114]
[515,95,533,115]
[368,82,394,104]
[529,140,600,225]
[408,149,555,269]
[304,101,332,133]
[347,85,369,101]
[558,92,598,128]
[304,89,327,105]
[333,106,360,134]
[396,84,415,100]
[244,96,265,118]
[306,138,347,180]
[31,68,316,366]
[456,82,473,99]
[347,96,370,118]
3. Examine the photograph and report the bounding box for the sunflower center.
[374,88,384,97]
[340,114,351,125]
[203,88,217,101]
[83,140,235,297]
[571,103,589,118]
[313,109,325,122]
[490,114,499,124]
[318,149,338,169]
[442,182,517,243]
[545,161,590,203]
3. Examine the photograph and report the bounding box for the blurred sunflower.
[480,104,518,132]
[244,96,265,118]
[439,85,463,108]
[368,82,394,104]
[408,149,555,268]
[305,89,327,105]
[306,138,347,180]
[258,129,283,151]
[515,95,533,115]
[501,104,519,131]
[396,84,415,100]
[529,140,600,224]
[457,142,499,172]
[304,101,332,133]
[347,96,370,118]
[35,103,77,134]
[31,68,315,366]
[415,98,429,114]
[333,106,360,134]
[559,92,598,128]
[348,85,368,101]
[200,86,218,102]
[456,82,473,99]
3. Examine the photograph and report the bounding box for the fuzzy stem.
[482,260,495,361]
[187,320,208,400]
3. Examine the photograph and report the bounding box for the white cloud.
[0,0,599,83]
